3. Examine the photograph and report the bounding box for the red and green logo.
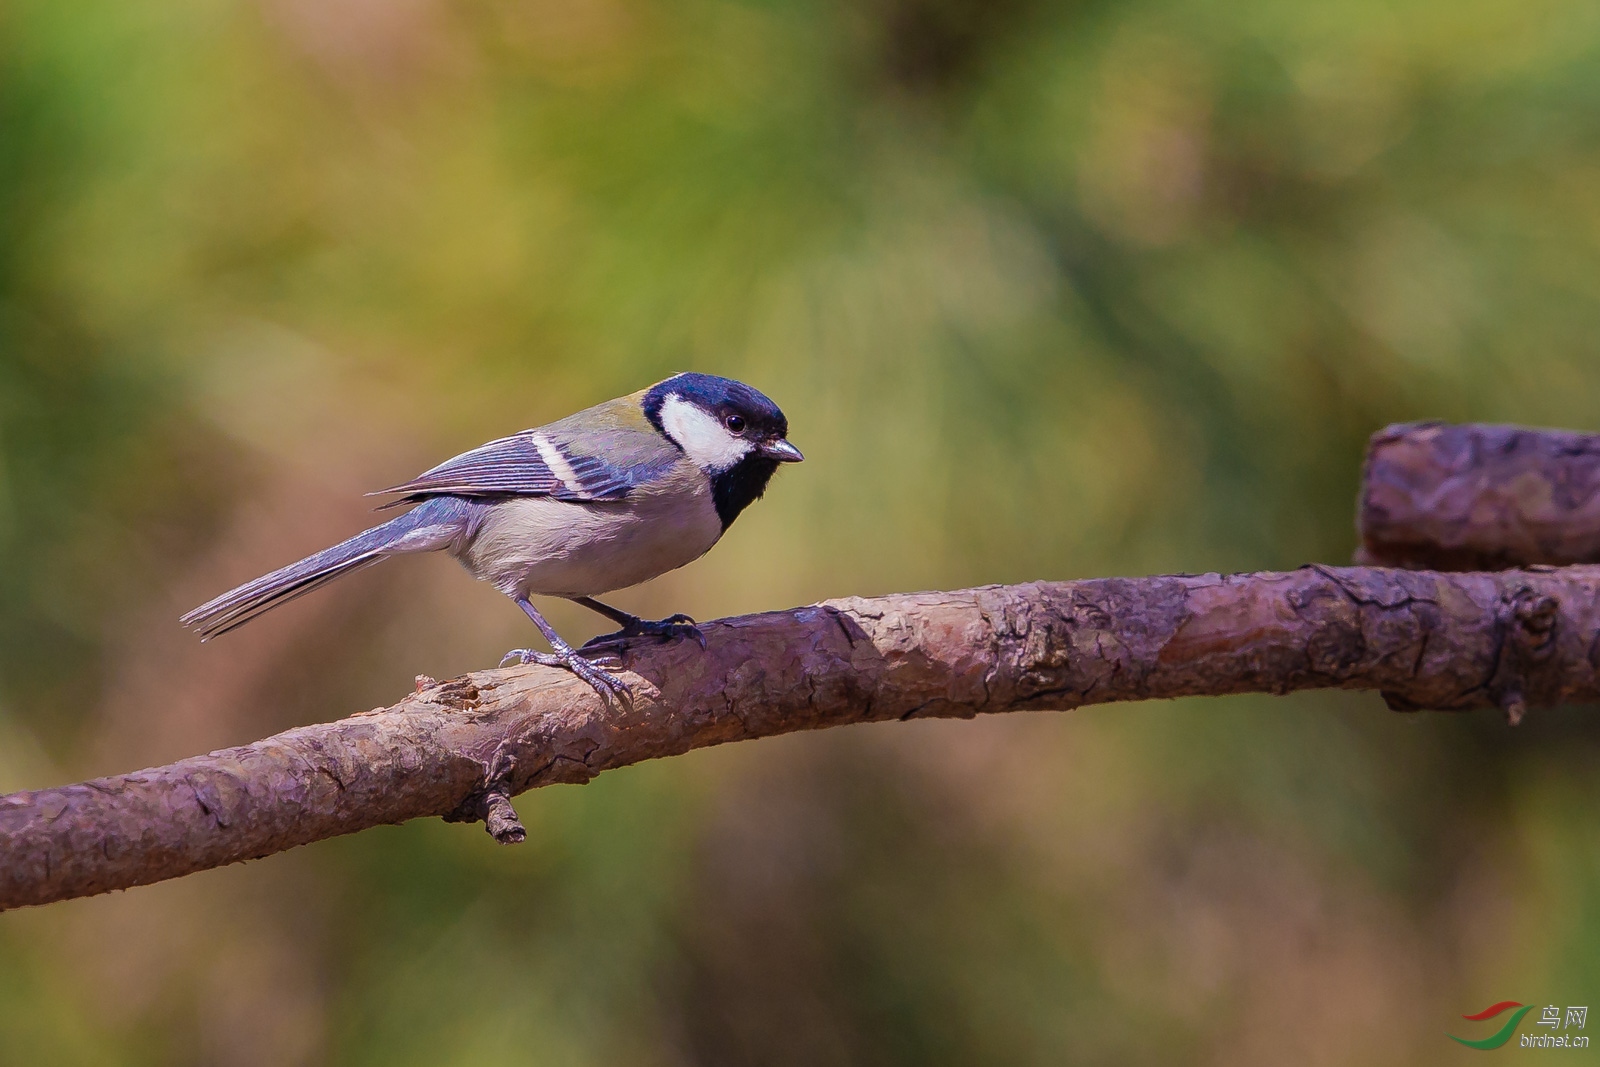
[1448,1002,1535,1050]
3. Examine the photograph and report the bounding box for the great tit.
[181,373,803,704]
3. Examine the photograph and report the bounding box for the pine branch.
[4,564,1596,911]
[1360,421,1600,570]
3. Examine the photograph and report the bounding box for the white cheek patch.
[660,393,752,472]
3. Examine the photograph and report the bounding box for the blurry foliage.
[3,0,1600,1062]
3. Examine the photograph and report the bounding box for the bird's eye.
[725,415,746,434]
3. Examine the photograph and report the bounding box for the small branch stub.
[1490,587,1561,726]
[443,787,526,844]
[482,791,526,844]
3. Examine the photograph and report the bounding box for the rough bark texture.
[4,564,1599,911]
[1359,422,1600,570]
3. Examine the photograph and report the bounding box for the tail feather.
[183,553,386,638]
[181,498,471,640]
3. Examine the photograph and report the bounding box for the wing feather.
[371,416,679,507]
[372,432,577,506]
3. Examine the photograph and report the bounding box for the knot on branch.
[1488,586,1560,726]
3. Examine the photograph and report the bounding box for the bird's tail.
[181,497,472,640]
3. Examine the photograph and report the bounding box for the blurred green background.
[3,0,1600,1061]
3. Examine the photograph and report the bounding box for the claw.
[580,613,706,653]
[499,646,633,709]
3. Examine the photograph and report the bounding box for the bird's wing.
[372,394,682,507]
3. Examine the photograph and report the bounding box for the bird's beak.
[760,438,804,463]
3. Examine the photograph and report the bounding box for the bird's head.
[644,372,802,528]
[643,372,803,475]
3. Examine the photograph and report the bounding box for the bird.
[181,372,803,705]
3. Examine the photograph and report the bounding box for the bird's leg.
[570,596,706,651]
[500,597,632,708]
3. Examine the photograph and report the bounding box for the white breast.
[453,462,725,597]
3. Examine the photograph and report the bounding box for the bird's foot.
[499,647,633,709]
[580,612,706,653]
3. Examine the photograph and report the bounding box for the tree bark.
[3,564,1597,911]
[1359,421,1600,570]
